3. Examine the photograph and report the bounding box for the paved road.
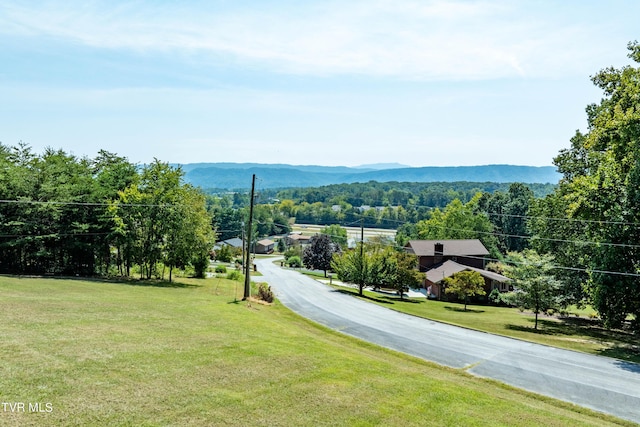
[255,258,640,424]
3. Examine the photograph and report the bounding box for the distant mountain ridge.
[175,163,561,190]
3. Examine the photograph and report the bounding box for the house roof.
[220,237,243,248]
[426,260,510,284]
[405,239,489,257]
[288,234,311,241]
[256,239,274,246]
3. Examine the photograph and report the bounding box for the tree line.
[3,42,638,331]
[0,144,215,280]
[256,42,640,332]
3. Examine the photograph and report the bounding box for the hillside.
[178,163,561,189]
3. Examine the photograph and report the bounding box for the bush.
[216,245,233,263]
[226,270,243,281]
[284,246,302,261]
[215,265,227,274]
[257,283,274,303]
[287,256,302,268]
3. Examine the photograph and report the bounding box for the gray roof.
[220,237,243,248]
[405,239,489,257]
[426,260,510,284]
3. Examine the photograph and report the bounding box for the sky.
[0,1,638,168]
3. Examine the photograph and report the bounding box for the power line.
[458,254,640,278]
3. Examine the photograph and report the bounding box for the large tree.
[444,270,486,311]
[302,234,340,277]
[501,250,562,330]
[321,224,348,248]
[533,41,640,331]
[413,195,500,258]
[478,183,534,253]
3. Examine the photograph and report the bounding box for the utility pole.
[359,216,364,295]
[241,221,245,270]
[243,174,256,300]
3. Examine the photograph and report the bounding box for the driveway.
[254,257,640,424]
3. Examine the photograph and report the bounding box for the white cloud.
[0,0,622,81]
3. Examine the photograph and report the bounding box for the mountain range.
[175,163,561,190]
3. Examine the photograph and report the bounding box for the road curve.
[255,257,640,424]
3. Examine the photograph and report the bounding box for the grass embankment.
[333,286,640,363]
[0,276,633,426]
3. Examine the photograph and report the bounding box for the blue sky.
[1,1,638,167]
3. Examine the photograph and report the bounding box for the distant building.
[218,237,244,249]
[405,239,509,301]
[286,233,312,247]
[404,239,489,271]
[255,239,275,254]
[424,260,511,300]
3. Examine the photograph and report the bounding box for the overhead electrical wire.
[3,196,640,277]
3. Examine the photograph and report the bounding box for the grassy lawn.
[332,286,640,364]
[0,276,634,426]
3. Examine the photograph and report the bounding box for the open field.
[291,223,396,242]
[331,285,640,364]
[0,275,634,426]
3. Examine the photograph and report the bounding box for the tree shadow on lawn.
[444,305,485,313]
[381,296,422,304]
[25,275,200,289]
[505,316,640,363]
[90,277,201,289]
[332,288,394,305]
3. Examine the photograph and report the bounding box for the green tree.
[501,250,562,330]
[164,185,215,281]
[414,195,500,257]
[444,270,486,310]
[277,237,287,253]
[478,183,534,253]
[216,244,233,263]
[380,250,423,300]
[321,224,348,248]
[331,243,369,296]
[330,243,414,297]
[111,160,214,280]
[534,41,640,330]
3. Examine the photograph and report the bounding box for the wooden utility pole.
[243,174,256,300]
[359,216,364,295]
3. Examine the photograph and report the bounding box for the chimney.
[434,243,444,256]
[434,242,444,264]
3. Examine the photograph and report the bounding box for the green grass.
[0,276,634,426]
[332,286,640,364]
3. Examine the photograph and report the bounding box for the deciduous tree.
[444,270,486,311]
[533,41,640,331]
[500,250,562,330]
[303,234,341,277]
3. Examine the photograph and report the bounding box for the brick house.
[404,239,489,272]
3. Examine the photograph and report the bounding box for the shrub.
[257,283,274,303]
[216,245,233,263]
[215,265,227,274]
[287,256,302,268]
[284,246,302,261]
[226,270,243,281]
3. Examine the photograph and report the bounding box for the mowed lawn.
[0,276,633,426]
[332,287,640,364]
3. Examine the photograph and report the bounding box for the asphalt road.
[254,257,640,424]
